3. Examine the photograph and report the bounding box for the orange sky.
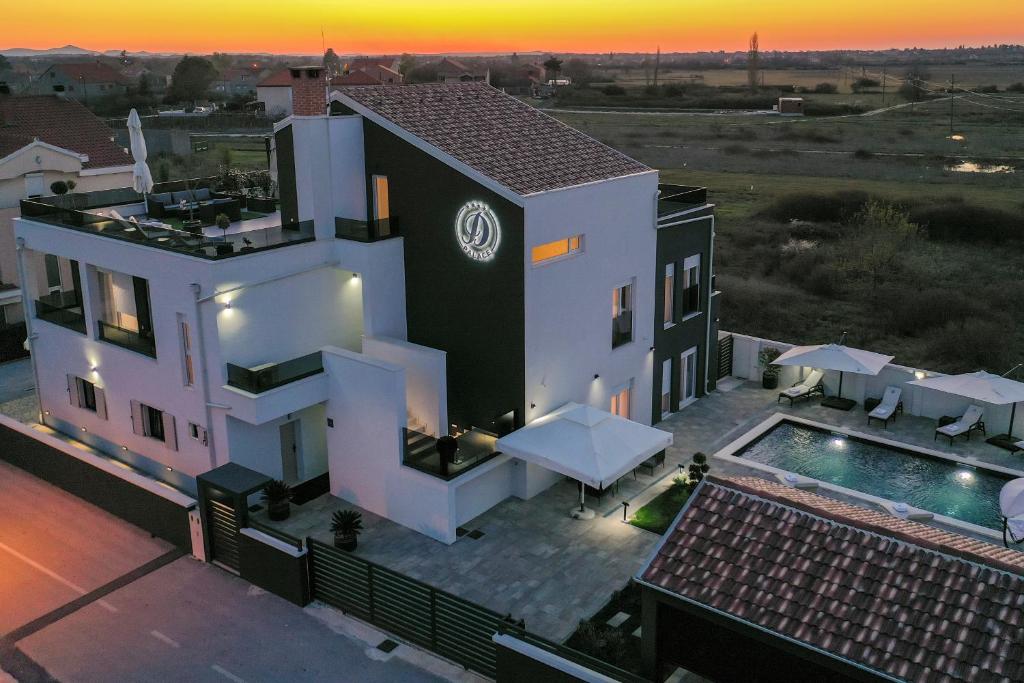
[4,0,1023,55]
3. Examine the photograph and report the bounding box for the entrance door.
[280,420,301,483]
[661,359,673,419]
[679,347,698,409]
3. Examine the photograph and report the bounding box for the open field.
[549,97,1024,373]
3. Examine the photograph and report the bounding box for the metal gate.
[717,334,733,380]
[206,498,240,571]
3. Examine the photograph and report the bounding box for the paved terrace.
[262,379,1024,642]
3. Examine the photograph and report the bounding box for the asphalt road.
[0,462,451,683]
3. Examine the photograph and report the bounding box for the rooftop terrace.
[19,179,314,260]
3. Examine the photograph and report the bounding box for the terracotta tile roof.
[257,68,294,87]
[330,70,381,86]
[640,475,1024,683]
[335,82,652,196]
[49,62,128,85]
[0,95,128,169]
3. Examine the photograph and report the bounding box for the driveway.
[0,462,464,683]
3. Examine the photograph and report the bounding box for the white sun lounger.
[935,405,985,445]
[778,369,825,405]
[867,386,903,428]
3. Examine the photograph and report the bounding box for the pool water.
[737,422,1012,531]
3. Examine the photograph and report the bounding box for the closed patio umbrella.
[127,109,153,194]
[999,478,1024,547]
[908,370,1024,440]
[772,343,894,409]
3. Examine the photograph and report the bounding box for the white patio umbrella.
[908,370,1024,438]
[999,478,1024,546]
[772,343,894,400]
[127,108,153,194]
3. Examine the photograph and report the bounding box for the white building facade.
[16,75,717,545]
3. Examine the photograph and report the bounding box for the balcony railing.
[335,216,400,243]
[35,295,86,334]
[226,351,324,394]
[657,184,708,216]
[20,196,314,261]
[98,320,156,358]
[403,427,501,481]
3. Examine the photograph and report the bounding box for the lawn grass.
[630,481,694,535]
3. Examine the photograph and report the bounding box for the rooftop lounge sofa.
[147,188,240,223]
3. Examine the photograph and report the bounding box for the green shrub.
[813,82,838,94]
[570,622,630,666]
[602,85,626,96]
[908,204,1023,244]
[880,287,977,336]
[926,318,1014,372]
[853,149,874,159]
[758,191,870,223]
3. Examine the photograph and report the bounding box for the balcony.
[335,216,400,243]
[403,427,501,481]
[657,184,708,217]
[35,292,86,334]
[19,180,315,261]
[98,320,156,358]
[226,351,324,394]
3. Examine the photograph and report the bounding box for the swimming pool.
[735,420,1013,531]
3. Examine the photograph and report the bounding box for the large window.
[531,235,582,265]
[663,263,675,326]
[372,175,392,238]
[612,282,633,348]
[611,381,632,419]
[681,255,701,317]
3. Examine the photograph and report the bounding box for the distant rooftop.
[0,95,128,169]
[640,475,1024,683]
[46,61,128,85]
[334,82,652,196]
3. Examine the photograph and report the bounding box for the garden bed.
[630,480,695,535]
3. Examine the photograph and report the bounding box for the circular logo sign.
[455,201,501,261]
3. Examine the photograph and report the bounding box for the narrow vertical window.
[682,255,701,317]
[661,359,673,418]
[663,263,675,326]
[612,282,633,348]
[610,382,632,419]
[178,314,194,387]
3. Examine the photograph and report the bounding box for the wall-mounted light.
[165,466,173,472]
[90,364,98,373]
[223,300,232,310]
[352,272,359,279]
[530,403,536,409]
[121,445,128,451]
[44,410,50,416]
[80,426,87,432]
[593,374,600,380]
[649,346,655,352]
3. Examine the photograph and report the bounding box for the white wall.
[225,402,327,482]
[453,458,513,527]
[363,335,447,436]
[327,115,368,221]
[523,172,659,426]
[333,238,408,340]
[215,265,363,369]
[258,86,293,118]
[322,346,456,543]
[726,331,1022,435]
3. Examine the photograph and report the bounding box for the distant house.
[211,66,265,99]
[258,64,402,118]
[0,94,132,332]
[35,62,128,101]
[435,57,490,84]
[345,58,403,85]
[256,68,297,119]
[120,64,169,93]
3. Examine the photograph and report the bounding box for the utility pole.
[880,65,886,105]
[950,73,956,135]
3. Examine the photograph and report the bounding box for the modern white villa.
[13,68,718,546]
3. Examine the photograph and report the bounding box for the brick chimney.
[289,66,328,116]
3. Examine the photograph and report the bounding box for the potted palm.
[331,509,363,551]
[261,480,294,521]
[759,346,782,389]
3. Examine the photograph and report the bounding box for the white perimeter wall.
[322,346,456,543]
[363,336,447,436]
[258,87,293,118]
[523,172,659,426]
[727,331,1022,434]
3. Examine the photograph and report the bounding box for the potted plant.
[215,212,231,240]
[331,509,363,551]
[261,480,294,521]
[759,346,782,389]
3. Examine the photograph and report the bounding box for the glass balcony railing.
[98,320,156,358]
[335,216,400,243]
[402,427,501,481]
[35,294,86,334]
[226,351,324,394]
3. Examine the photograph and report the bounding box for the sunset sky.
[4,0,1023,55]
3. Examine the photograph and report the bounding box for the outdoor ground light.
[621,501,630,522]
